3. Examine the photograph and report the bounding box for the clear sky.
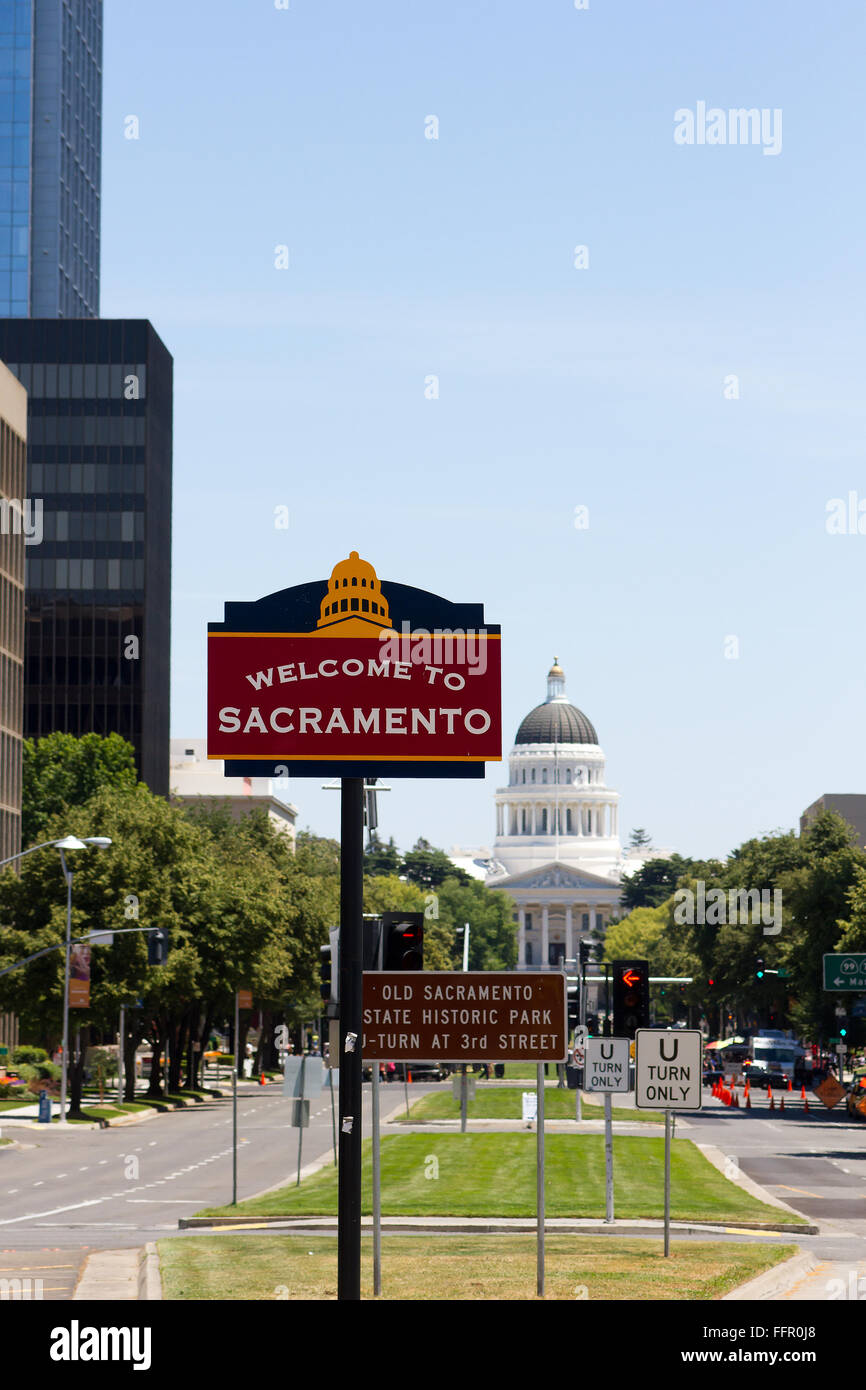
[100,0,866,861]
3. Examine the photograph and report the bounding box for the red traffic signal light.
[382,912,424,970]
[612,959,649,1038]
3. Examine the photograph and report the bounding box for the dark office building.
[0,0,102,318]
[0,318,171,794]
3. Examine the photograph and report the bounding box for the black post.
[338,776,364,1300]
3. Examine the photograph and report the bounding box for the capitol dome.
[515,659,598,745]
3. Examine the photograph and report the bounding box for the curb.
[178,1213,817,1235]
[139,1243,162,1301]
[723,1250,821,1301]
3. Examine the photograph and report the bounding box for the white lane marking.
[0,1196,106,1226]
[32,1181,44,1187]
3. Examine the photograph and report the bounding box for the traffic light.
[320,945,332,1002]
[755,957,765,979]
[567,989,579,1028]
[382,912,424,970]
[585,1013,599,1036]
[578,938,592,968]
[612,959,649,1038]
[147,928,169,966]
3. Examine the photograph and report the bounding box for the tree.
[363,834,401,877]
[434,879,517,972]
[21,732,138,846]
[628,827,653,850]
[620,854,698,911]
[401,838,470,890]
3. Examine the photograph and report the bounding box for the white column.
[518,908,526,967]
[531,803,537,835]
[541,906,549,969]
[565,905,574,962]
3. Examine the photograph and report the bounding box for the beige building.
[0,362,27,870]
[0,363,27,1059]
[169,739,298,847]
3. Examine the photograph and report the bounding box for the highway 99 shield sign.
[634,1029,702,1110]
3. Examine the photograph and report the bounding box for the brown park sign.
[361,971,568,1062]
[813,1074,847,1109]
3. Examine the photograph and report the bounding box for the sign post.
[584,1037,630,1223]
[634,1029,702,1256]
[208,549,502,1301]
[537,1061,545,1297]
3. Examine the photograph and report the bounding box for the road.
[0,1079,426,1296]
[1,1078,864,1299]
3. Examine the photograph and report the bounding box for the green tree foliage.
[401,838,470,889]
[363,833,401,877]
[21,732,138,846]
[620,854,699,911]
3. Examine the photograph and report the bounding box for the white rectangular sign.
[521,1090,537,1123]
[634,1029,702,1110]
[584,1037,631,1093]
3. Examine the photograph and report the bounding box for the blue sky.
[100,0,866,860]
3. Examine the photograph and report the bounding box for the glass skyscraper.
[0,0,101,319]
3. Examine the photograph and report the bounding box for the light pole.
[54,836,112,1124]
[0,834,112,1125]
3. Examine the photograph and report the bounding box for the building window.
[582,913,589,931]
[531,768,535,783]
[524,941,533,965]
[541,809,548,833]
[566,768,572,783]
[542,768,548,784]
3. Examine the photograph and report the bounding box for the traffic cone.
[745,1090,751,1109]
[787,1078,792,1092]
[804,1095,809,1113]
[733,1091,739,1108]
[768,1087,775,1111]
[779,1093,784,1112]
[801,1085,807,1100]
[260,1072,266,1086]
[407,1070,412,1084]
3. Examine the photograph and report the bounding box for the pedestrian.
[387,1062,396,1083]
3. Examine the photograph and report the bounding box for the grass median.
[196,1132,804,1225]
[158,1233,796,1301]
[395,1088,664,1123]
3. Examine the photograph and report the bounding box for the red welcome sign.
[207,551,501,777]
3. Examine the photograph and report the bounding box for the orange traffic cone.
[768,1086,775,1111]
[745,1090,752,1109]
[801,1085,807,1100]
[804,1095,809,1113]
[260,1072,266,1085]
[733,1091,739,1108]
[407,1070,412,1084]
[787,1078,793,1092]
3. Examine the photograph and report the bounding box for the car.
[742,1065,789,1090]
[846,1068,866,1121]
[394,1062,450,1082]
[703,1064,725,1087]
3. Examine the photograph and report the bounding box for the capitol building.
[454,660,660,969]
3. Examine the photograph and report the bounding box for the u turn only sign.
[634,1029,703,1110]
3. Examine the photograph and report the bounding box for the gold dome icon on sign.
[315,550,393,636]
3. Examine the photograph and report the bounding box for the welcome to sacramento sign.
[207,549,501,779]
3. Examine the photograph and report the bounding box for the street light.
[1,833,113,1124]
[55,836,112,1124]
